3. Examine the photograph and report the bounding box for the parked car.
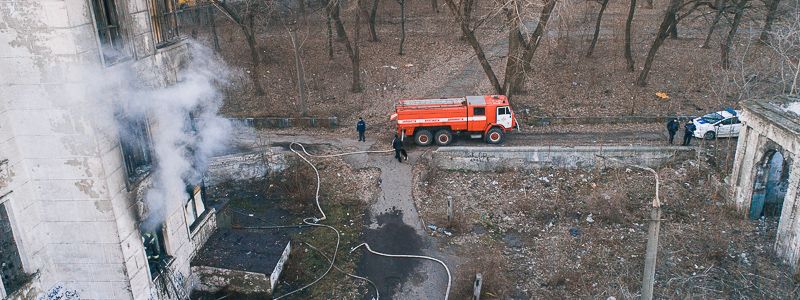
[692,108,742,140]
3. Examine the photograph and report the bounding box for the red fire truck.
[390,95,518,146]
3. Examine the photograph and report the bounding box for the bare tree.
[721,0,749,69]
[759,0,782,43]
[328,0,363,92]
[637,0,683,86]
[369,0,381,41]
[443,0,558,98]
[587,0,610,57]
[288,28,309,116]
[211,0,267,95]
[766,5,800,93]
[625,0,637,71]
[637,0,714,85]
[443,0,503,94]
[702,0,728,48]
[397,0,406,54]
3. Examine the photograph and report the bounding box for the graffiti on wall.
[37,284,79,300]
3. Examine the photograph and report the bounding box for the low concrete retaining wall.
[190,266,271,295]
[433,146,696,171]
[204,149,287,186]
[523,115,695,126]
[229,117,338,129]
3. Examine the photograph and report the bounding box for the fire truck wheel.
[434,130,452,146]
[414,129,433,146]
[485,127,504,144]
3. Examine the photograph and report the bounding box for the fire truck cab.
[391,95,518,146]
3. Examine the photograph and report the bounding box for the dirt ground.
[185,0,787,127]
[412,156,798,299]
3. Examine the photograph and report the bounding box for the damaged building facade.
[730,96,800,270]
[1,0,216,298]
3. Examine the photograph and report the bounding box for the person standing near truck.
[392,134,407,162]
[667,118,679,144]
[356,117,366,142]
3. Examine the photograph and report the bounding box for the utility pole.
[638,166,661,300]
[594,155,662,300]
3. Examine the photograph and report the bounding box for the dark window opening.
[141,224,171,279]
[0,203,27,295]
[118,115,154,184]
[149,0,181,47]
[473,107,485,116]
[91,0,128,64]
[185,184,208,232]
[750,150,791,220]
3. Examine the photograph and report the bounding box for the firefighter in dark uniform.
[392,134,407,162]
[357,117,366,142]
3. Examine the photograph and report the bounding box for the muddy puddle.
[356,208,423,299]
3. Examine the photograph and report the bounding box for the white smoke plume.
[92,42,233,230]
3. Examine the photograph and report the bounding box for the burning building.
[1,0,222,298]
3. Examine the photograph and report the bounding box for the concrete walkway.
[248,132,450,299]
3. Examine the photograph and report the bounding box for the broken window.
[149,0,181,47]
[91,0,128,64]
[141,224,170,279]
[0,203,27,296]
[118,114,154,184]
[184,184,207,232]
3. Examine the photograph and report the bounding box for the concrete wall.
[730,99,800,270]
[204,149,287,186]
[0,0,213,298]
[432,146,696,171]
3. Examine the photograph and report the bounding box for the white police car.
[692,108,742,140]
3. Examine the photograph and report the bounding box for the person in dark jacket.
[356,117,366,142]
[392,134,407,162]
[683,120,696,146]
[667,118,679,144]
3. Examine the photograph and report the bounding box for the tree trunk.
[514,0,558,93]
[369,0,380,41]
[244,29,265,95]
[327,12,334,58]
[667,13,678,39]
[460,0,474,40]
[352,0,363,92]
[289,30,308,116]
[702,1,726,49]
[759,0,780,43]
[503,1,526,97]
[721,0,747,69]
[587,0,610,57]
[297,0,305,16]
[208,6,220,51]
[624,0,637,71]
[332,0,347,40]
[432,0,439,13]
[444,0,503,94]
[637,0,682,86]
[398,0,406,55]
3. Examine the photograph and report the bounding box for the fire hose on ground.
[266,142,451,300]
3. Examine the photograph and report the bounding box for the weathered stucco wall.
[0,0,213,298]
[433,146,696,171]
[730,98,800,270]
